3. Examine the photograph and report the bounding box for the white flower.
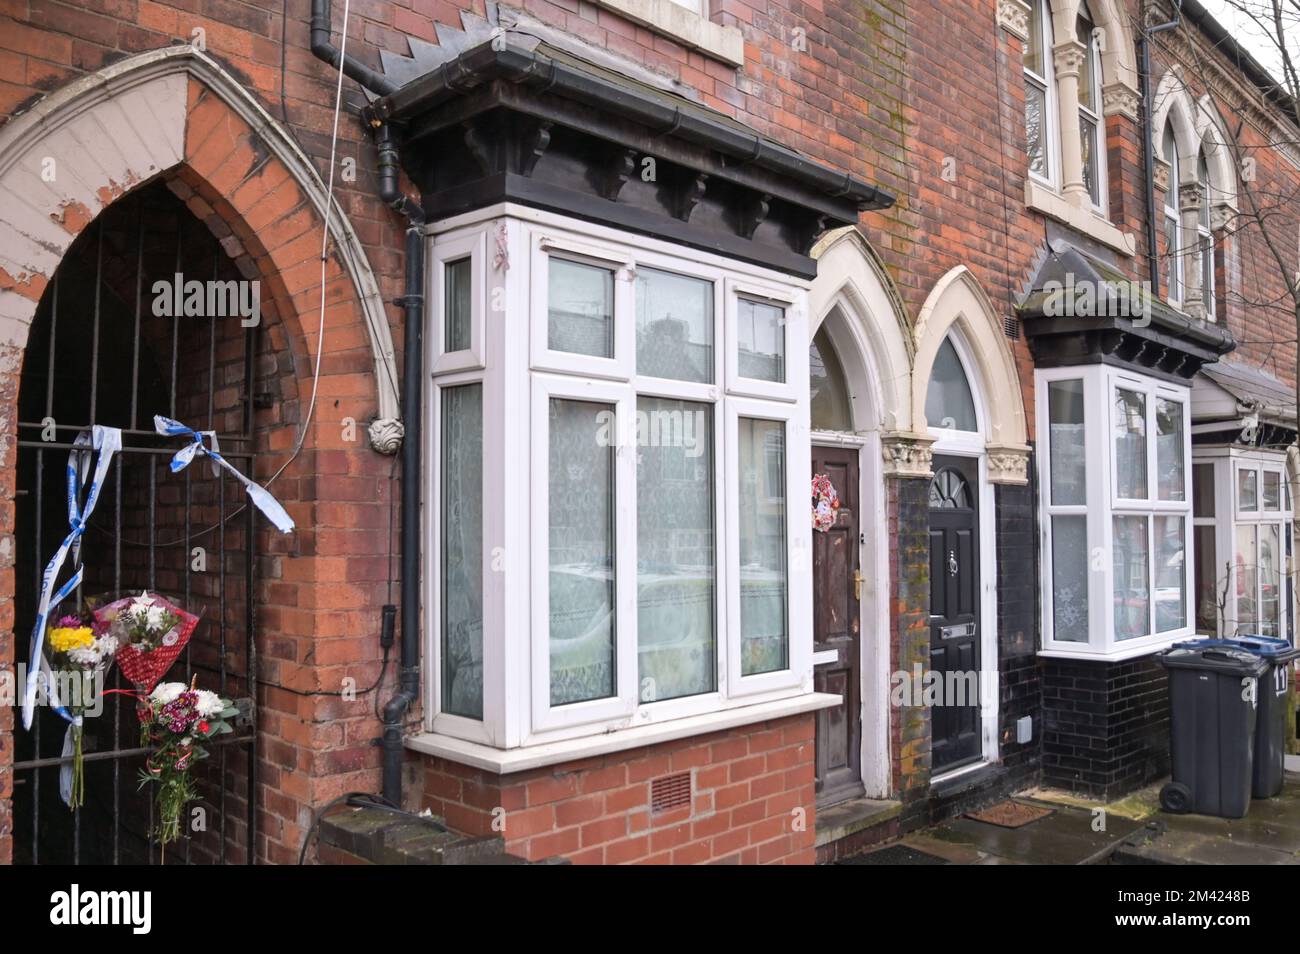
[145,605,166,631]
[149,682,187,705]
[194,690,224,717]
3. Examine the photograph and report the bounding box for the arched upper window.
[1076,2,1105,207]
[926,337,978,433]
[1197,152,1215,319]
[1024,0,1058,183]
[1023,0,1110,212]
[1162,121,1183,305]
[809,325,853,432]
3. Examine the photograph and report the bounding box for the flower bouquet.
[136,678,236,853]
[45,609,119,808]
[96,591,200,692]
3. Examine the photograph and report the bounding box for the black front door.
[928,455,981,773]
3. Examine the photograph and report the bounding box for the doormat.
[965,800,1053,829]
[836,844,950,865]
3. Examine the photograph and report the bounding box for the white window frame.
[529,234,635,381]
[1077,3,1107,214]
[1024,0,1060,189]
[724,277,800,402]
[422,204,815,756]
[431,228,487,374]
[724,396,810,699]
[529,374,639,732]
[1037,365,1194,659]
[1163,125,1184,307]
[1193,451,1294,640]
[1197,155,1216,320]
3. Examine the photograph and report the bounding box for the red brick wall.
[421,714,817,864]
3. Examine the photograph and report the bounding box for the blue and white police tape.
[21,425,122,731]
[154,415,295,533]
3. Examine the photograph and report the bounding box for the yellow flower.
[50,626,94,653]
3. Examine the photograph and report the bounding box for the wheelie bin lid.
[1174,635,1300,663]
[1156,645,1270,676]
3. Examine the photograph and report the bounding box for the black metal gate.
[13,179,260,864]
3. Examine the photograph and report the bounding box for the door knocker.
[947,550,958,576]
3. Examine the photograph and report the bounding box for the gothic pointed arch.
[913,266,1030,484]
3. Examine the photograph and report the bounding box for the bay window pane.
[737,298,786,383]
[1025,82,1048,179]
[636,267,713,382]
[1113,515,1150,640]
[1114,388,1147,499]
[739,418,787,675]
[548,398,616,706]
[1156,398,1185,501]
[549,257,614,358]
[442,384,483,719]
[1048,379,1086,505]
[637,398,715,701]
[1236,524,1257,634]
[1238,468,1258,511]
[444,257,472,353]
[1154,516,1186,633]
[1263,471,1281,511]
[1260,523,1281,637]
[1194,524,1218,633]
[1051,516,1089,641]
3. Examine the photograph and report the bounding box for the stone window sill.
[591,0,744,67]
[1026,179,1136,257]
[406,692,840,774]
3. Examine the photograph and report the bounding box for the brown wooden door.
[928,455,982,773]
[812,446,864,806]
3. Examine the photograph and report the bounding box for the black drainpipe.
[310,0,425,805]
[1140,0,1184,292]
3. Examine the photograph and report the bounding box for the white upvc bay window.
[1037,365,1194,659]
[1192,450,1294,641]
[424,205,815,760]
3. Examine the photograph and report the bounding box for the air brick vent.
[650,772,692,813]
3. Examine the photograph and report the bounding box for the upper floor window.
[1163,122,1183,306]
[1197,153,1215,319]
[1076,2,1104,207]
[1024,0,1058,184]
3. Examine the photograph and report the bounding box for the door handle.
[854,569,863,601]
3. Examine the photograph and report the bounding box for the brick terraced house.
[0,0,1297,866]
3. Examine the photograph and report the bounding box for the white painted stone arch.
[1153,66,1239,211]
[913,266,1029,484]
[0,45,402,439]
[1047,0,1140,102]
[808,226,913,436]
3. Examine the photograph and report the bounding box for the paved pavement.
[838,774,1300,865]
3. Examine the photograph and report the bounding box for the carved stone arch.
[1153,67,1203,179]
[1193,92,1240,213]
[913,267,1030,484]
[808,226,914,438]
[1049,0,1141,113]
[0,45,402,448]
